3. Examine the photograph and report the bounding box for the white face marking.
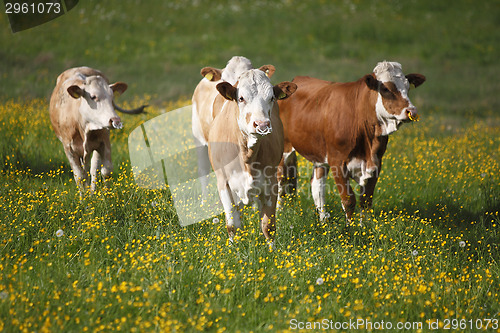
[235,69,275,139]
[78,76,121,131]
[373,61,416,134]
[375,95,399,135]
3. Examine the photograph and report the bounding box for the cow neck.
[239,134,260,164]
[376,114,400,136]
[360,83,395,139]
[352,85,388,161]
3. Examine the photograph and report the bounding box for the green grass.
[0,0,499,332]
[0,99,499,332]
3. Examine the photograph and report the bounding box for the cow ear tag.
[278,91,287,100]
[205,73,214,81]
[410,83,416,89]
[265,69,270,77]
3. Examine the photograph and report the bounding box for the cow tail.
[113,102,148,114]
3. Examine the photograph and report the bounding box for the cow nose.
[406,106,417,117]
[253,120,272,135]
[110,117,123,129]
[405,106,419,121]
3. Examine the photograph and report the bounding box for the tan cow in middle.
[195,67,296,241]
[192,56,275,198]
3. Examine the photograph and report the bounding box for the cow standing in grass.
[49,66,145,194]
[202,69,296,241]
[278,61,426,221]
[192,56,275,199]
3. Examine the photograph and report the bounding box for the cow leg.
[90,142,113,191]
[219,185,241,241]
[63,145,88,195]
[89,152,100,193]
[81,149,94,193]
[311,164,329,220]
[360,175,378,211]
[330,164,356,223]
[277,151,297,212]
[260,182,278,241]
[277,150,298,200]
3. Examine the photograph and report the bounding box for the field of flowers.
[0,99,499,332]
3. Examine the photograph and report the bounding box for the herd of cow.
[48,56,425,243]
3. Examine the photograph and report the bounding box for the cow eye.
[90,94,97,101]
[379,85,394,99]
[238,96,245,103]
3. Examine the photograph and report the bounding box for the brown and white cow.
[202,69,296,241]
[278,61,426,221]
[49,66,143,194]
[192,56,275,198]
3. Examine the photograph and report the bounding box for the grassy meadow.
[1,0,500,332]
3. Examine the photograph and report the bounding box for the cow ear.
[274,82,298,100]
[201,67,222,81]
[216,82,237,101]
[406,73,426,88]
[67,85,84,99]
[110,82,128,98]
[364,74,379,91]
[259,65,276,78]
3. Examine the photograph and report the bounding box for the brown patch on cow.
[379,81,409,115]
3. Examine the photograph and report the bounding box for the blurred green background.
[0,0,499,115]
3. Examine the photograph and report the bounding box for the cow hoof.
[318,210,330,221]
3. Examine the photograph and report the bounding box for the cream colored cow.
[202,69,296,241]
[49,66,142,194]
[191,56,275,198]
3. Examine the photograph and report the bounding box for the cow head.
[216,69,296,142]
[67,75,127,131]
[364,61,426,135]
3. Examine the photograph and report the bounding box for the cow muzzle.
[253,120,272,135]
[110,117,123,129]
[405,106,419,122]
